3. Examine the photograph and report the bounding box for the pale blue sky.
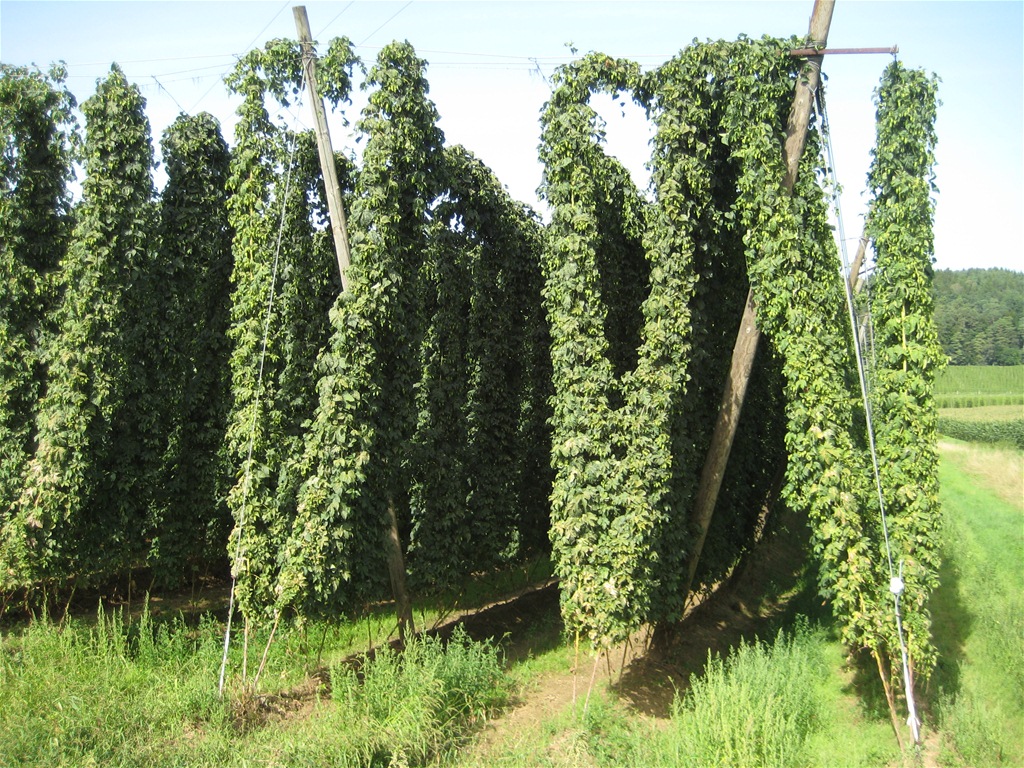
[2,0,1021,273]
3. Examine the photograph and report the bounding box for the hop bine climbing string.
[218,85,304,696]
[862,59,944,748]
[817,78,922,746]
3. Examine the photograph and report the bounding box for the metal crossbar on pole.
[790,45,898,56]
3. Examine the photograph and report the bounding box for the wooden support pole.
[293,5,353,291]
[385,496,415,644]
[848,226,873,356]
[293,6,414,638]
[849,228,869,294]
[678,0,836,611]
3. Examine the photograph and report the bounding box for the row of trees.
[2,35,941,744]
[933,268,1023,365]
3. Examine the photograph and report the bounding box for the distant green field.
[935,365,1023,408]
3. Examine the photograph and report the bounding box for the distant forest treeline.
[933,268,1023,365]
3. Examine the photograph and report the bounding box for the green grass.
[935,365,1024,408]
[0,608,511,767]
[458,621,899,768]
[802,637,903,767]
[652,622,830,768]
[932,442,1024,766]
[638,622,897,768]
[0,605,229,766]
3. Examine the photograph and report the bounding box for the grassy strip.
[0,609,510,767]
[0,607,228,766]
[932,442,1024,766]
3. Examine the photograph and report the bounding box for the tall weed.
[657,622,825,768]
[0,603,226,766]
[328,625,511,766]
[1,610,512,767]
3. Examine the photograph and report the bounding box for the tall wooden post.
[293,6,414,640]
[293,5,352,291]
[679,0,836,609]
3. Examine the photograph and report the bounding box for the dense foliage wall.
[7,65,159,585]
[2,71,248,591]
[275,42,552,618]
[222,38,356,616]
[151,112,235,583]
[273,41,445,617]
[865,60,944,695]
[406,145,552,589]
[0,65,77,578]
[0,40,553,607]
[536,44,942,748]
[539,39,798,647]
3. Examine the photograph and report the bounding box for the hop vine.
[0,64,78,583]
[13,65,158,584]
[866,59,944,695]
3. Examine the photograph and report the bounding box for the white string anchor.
[890,561,922,745]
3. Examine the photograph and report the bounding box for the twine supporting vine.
[817,73,923,747]
[219,89,304,695]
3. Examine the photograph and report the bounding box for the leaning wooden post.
[385,497,415,643]
[293,6,414,640]
[293,5,352,291]
[679,0,836,609]
[849,227,869,294]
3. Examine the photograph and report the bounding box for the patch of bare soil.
[619,516,812,717]
[229,673,327,732]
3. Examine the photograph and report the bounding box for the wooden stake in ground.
[386,496,415,643]
[679,0,836,609]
